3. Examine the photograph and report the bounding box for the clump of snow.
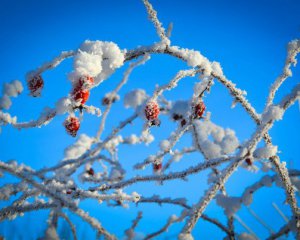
[85,105,101,116]
[160,139,171,152]
[201,140,222,159]
[69,40,124,87]
[0,95,12,110]
[64,134,94,159]
[73,50,102,78]
[262,105,284,123]
[169,100,189,119]
[185,49,205,67]
[124,134,140,144]
[216,194,241,217]
[0,80,23,110]
[253,145,278,159]
[140,131,154,145]
[55,97,73,114]
[124,89,147,108]
[3,80,23,97]
[220,129,240,154]
[131,192,141,202]
[211,61,223,76]
[193,119,239,159]
[0,112,17,124]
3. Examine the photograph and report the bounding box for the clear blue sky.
[0,0,300,239]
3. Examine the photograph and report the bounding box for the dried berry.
[66,189,72,195]
[153,162,162,172]
[173,113,182,121]
[64,116,80,137]
[102,96,118,106]
[28,75,44,97]
[87,168,95,176]
[181,119,187,127]
[245,158,252,166]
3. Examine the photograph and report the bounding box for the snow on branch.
[0,0,299,239]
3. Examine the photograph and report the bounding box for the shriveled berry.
[194,100,206,118]
[64,116,80,137]
[102,96,118,106]
[72,87,90,105]
[87,168,95,176]
[66,189,72,195]
[153,162,162,172]
[245,158,252,166]
[181,119,187,127]
[173,113,182,121]
[150,119,161,127]
[28,75,44,97]
[145,101,160,121]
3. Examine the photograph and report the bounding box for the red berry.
[102,96,118,106]
[72,87,90,105]
[181,119,187,127]
[64,116,80,137]
[78,76,94,89]
[245,158,252,166]
[194,101,206,118]
[173,113,182,121]
[66,189,72,195]
[153,162,162,172]
[145,101,160,121]
[87,168,94,176]
[27,75,44,97]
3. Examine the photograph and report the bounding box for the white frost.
[253,145,278,159]
[124,89,147,108]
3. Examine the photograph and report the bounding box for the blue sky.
[0,0,300,239]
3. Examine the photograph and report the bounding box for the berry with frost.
[72,87,90,105]
[153,162,162,172]
[145,101,160,121]
[194,100,205,118]
[27,75,44,97]
[64,116,80,137]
